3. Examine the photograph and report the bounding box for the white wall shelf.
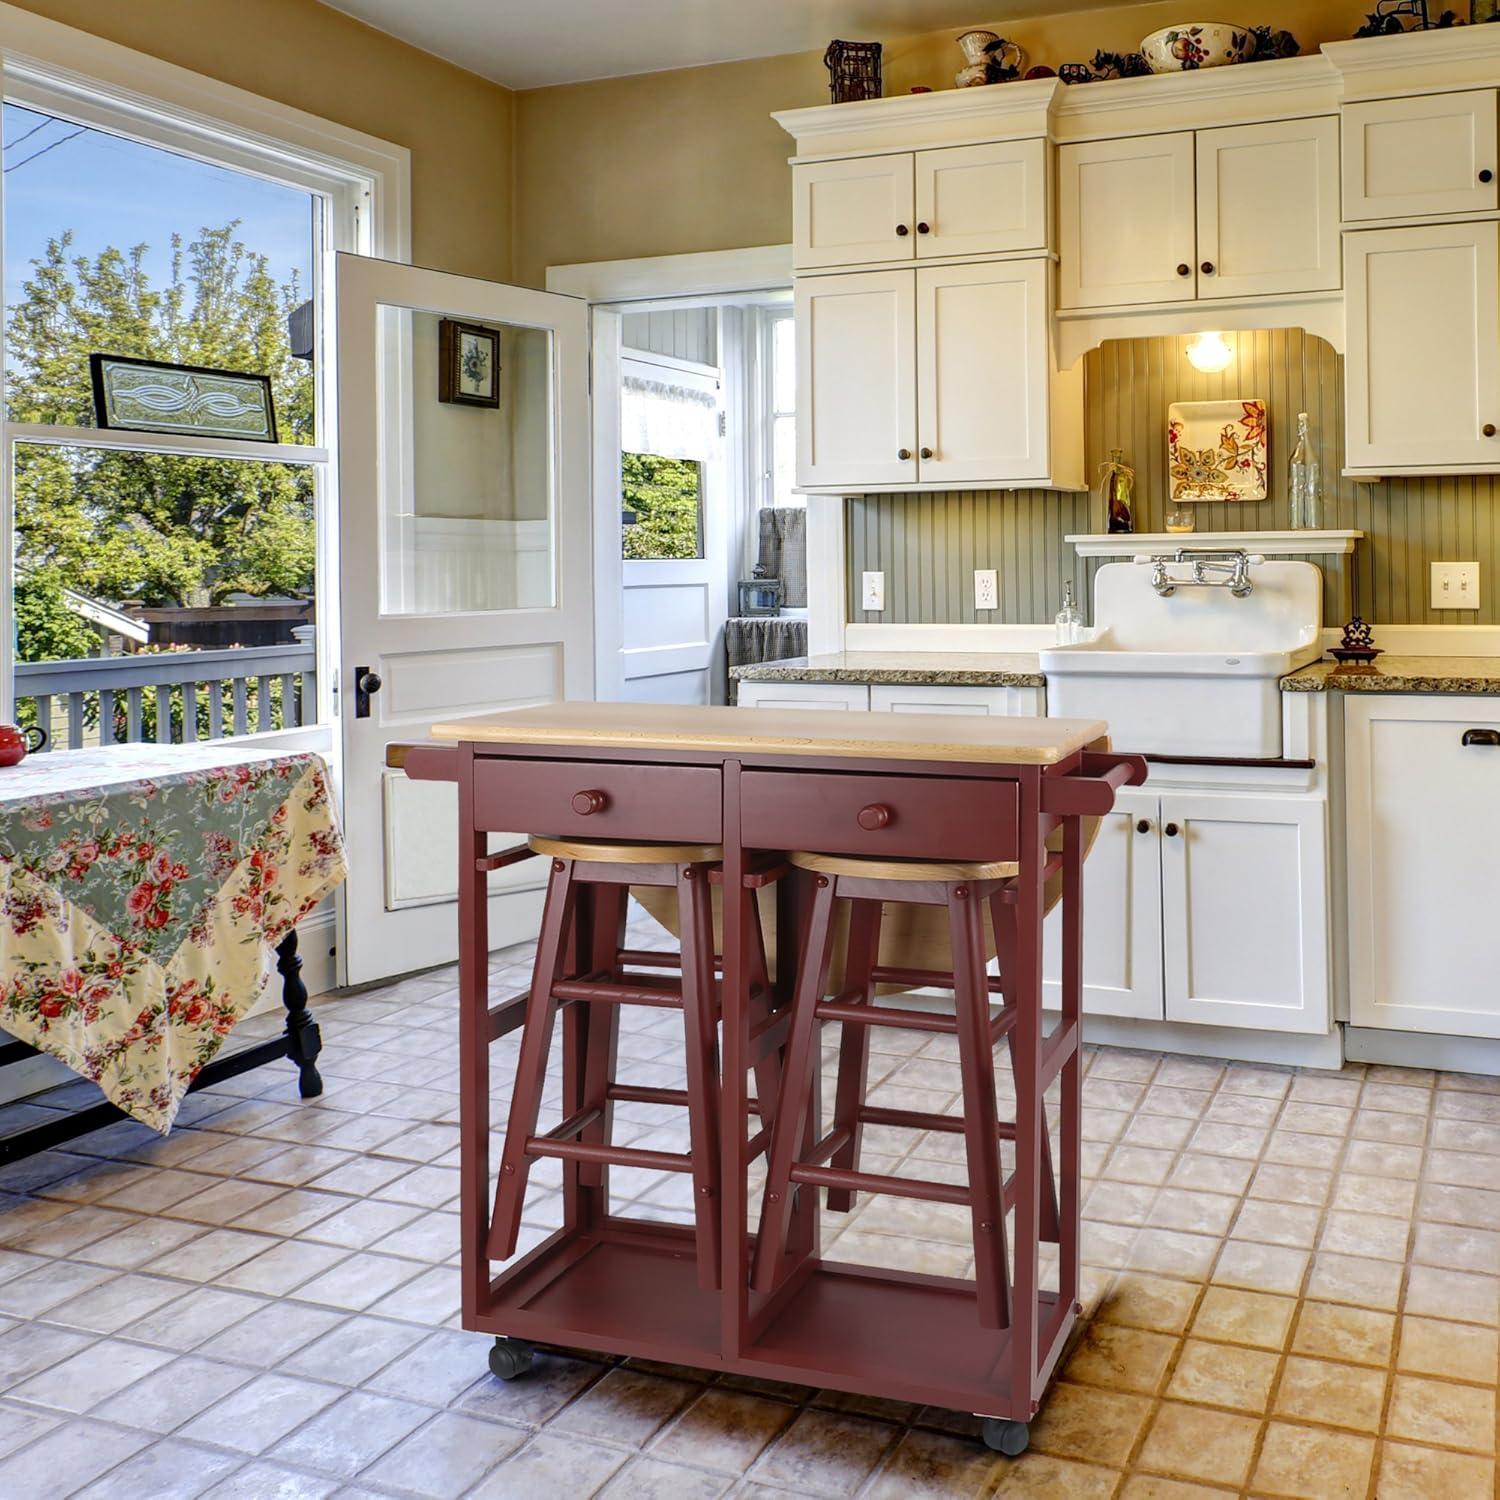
[1066,530,1363,559]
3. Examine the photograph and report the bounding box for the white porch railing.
[17,644,317,750]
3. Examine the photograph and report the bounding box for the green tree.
[7,223,314,656]
[13,569,97,664]
[621,452,702,561]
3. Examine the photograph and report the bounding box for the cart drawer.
[740,771,1018,862]
[473,759,722,843]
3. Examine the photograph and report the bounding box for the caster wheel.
[981,1417,1030,1457]
[487,1336,535,1381]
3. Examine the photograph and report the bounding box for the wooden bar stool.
[487,835,779,1296]
[751,848,1062,1338]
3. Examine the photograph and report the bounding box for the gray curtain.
[725,617,809,702]
[756,507,807,608]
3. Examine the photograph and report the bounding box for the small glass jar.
[1164,503,1196,535]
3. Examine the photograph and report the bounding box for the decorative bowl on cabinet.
[1140,23,1256,72]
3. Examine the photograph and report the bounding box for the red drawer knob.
[571,789,608,816]
[857,803,893,830]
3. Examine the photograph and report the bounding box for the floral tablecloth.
[0,744,346,1132]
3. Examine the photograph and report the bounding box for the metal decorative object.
[737,575,784,617]
[1352,0,1465,33]
[90,353,277,442]
[823,40,882,103]
[1330,616,1383,662]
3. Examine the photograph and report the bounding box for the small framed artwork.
[90,354,277,442]
[439,318,501,407]
[737,577,784,617]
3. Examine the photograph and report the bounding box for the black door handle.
[1462,728,1500,747]
[1164,822,1181,837]
[355,667,382,719]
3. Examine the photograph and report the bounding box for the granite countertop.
[730,651,1045,687]
[1281,656,1500,694]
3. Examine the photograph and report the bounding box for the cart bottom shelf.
[473,1223,1073,1417]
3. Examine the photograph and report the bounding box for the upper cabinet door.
[796,270,917,490]
[792,154,915,270]
[914,139,1048,259]
[1058,133,1197,309]
[1344,221,1500,472]
[916,259,1049,486]
[1344,89,1498,222]
[1196,117,1341,299]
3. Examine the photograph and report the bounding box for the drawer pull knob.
[1164,822,1181,838]
[1136,818,1152,834]
[898,448,912,461]
[1482,169,1495,184]
[1462,729,1500,748]
[916,221,931,234]
[1176,263,1191,277]
[1201,261,1215,275]
[920,446,934,459]
[857,803,893,830]
[896,223,910,237]
[571,789,609,815]
[1485,424,1497,438]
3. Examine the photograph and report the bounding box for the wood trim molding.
[546,246,793,303]
[1066,530,1363,559]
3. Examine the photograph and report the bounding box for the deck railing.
[17,644,318,750]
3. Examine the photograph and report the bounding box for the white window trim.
[0,2,411,740]
[754,304,797,516]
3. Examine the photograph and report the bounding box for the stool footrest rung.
[528,1137,694,1173]
[536,1104,604,1145]
[552,976,684,1009]
[857,1104,1021,1145]
[789,1161,970,1207]
[488,994,528,1041]
[815,999,957,1035]
[606,1084,688,1108]
[869,965,1005,994]
[614,948,682,970]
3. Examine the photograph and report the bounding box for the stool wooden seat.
[753,847,1064,1331]
[488,835,780,1292]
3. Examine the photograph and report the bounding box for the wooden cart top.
[426,701,1109,767]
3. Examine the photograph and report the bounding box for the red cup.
[0,724,46,766]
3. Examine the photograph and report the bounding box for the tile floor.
[0,907,1498,1498]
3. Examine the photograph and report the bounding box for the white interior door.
[618,353,728,704]
[336,253,591,986]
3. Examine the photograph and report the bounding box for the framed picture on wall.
[438,318,501,407]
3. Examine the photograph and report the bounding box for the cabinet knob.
[1200,261,1216,275]
[1485,424,1497,438]
[1482,169,1495,183]
[920,446,933,459]
[1462,728,1500,747]
[571,789,608,816]
[916,222,931,234]
[898,448,912,461]
[857,804,893,830]
[895,223,910,237]
[1164,822,1181,838]
[1176,263,1191,277]
[1135,819,1152,834]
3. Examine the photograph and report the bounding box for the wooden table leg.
[275,928,323,1098]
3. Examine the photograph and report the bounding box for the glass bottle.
[1099,448,1135,535]
[1288,411,1322,530]
[1055,581,1083,644]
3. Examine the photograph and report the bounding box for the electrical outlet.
[1432,561,1481,611]
[974,569,999,611]
[861,570,885,611]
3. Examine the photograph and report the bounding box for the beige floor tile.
[992,1451,1119,1497]
[1305,1251,1405,1312]
[1117,1478,1237,1499]
[1402,1264,1500,1326]
[1376,1442,1496,1500]
[469,1434,628,1498]
[1290,1301,1396,1367]
[361,1410,526,1498]
[1127,1229,1219,1281]
[1273,1355,1387,1432]
[1211,1239,1309,1296]
[178,1371,342,1454]
[1397,1315,1500,1384]
[1386,1373,1497,1452]
[650,1388,795,1474]
[1232,1199,1321,1250]
[1063,1322,1177,1396]
[1027,1381,1151,1466]
[1136,1402,1259,1487]
[862,1428,1002,1500]
[1331,1172,1418,1218]
[1190,1287,1297,1349]
[1321,1210,1412,1263]
[1096,1273,1201,1335]
[747,1407,895,1495]
[550,1366,700,1448]
[1249,1161,1332,1207]
[1250,1421,1375,1499]
[270,1389,432,1480]
[1165,1339,1278,1412]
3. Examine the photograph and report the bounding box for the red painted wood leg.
[678,864,724,1291]
[825,898,881,1212]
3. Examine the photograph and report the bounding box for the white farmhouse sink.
[1040,558,1323,757]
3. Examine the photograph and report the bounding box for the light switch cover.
[861,571,885,611]
[1431,561,1480,610]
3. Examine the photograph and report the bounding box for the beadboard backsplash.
[846,329,1500,627]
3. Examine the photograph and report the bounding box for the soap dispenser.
[1055,581,1083,645]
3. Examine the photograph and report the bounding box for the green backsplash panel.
[846,328,1500,626]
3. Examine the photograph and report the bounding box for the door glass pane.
[378,307,555,614]
[622,454,703,560]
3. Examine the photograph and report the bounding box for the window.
[618,356,716,563]
[622,454,703,561]
[759,306,798,509]
[0,51,387,748]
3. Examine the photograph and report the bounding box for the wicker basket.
[823,40,882,103]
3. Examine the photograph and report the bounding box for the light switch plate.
[861,570,885,611]
[974,569,999,611]
[1432,561,1480,610]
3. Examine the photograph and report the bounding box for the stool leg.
[487,858,577,1261]
[747,890,782,1146]
[752,874,838,1295]
[825,897,882,1212]
[578,884,627,1196]
[678,864,723,1291]
[951,885,1012,1331]
[991,893,1061,1244]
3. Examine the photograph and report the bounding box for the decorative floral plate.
[1168,398,1268,501]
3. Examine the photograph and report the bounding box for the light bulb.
[1185,331,1233,373]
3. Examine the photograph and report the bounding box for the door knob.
[857,804,893,830]
[354,668,381,719]
[898,448,912,460]
[896,224,910,236]
[1482,169,1495,183]
[571,789,609,815]
[920,446,933,459]
[1136,819,1152,834]
[1164,822,1181,838]
[1176,263,1191,277]
[917,222,931,234]
[1200,261,1216,275]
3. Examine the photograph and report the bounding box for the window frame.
[0,6,409,732]
[754,303,798,514]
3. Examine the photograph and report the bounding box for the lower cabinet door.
[736,681,869,711]
[1160,793,1330,1033]
[1346,697,1500,1037]
[1043,789,1163,1021]
[868,683,1042,716]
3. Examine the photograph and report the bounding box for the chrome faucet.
[1147,549,1256,599]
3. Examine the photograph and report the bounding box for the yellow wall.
[513,0,1369,287]
[4,0,516,280]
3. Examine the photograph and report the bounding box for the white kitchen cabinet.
[1160,793,1330,1034]
[1346,697,1500,1038]
[1196,117,1341,299]
[916,259,1054,486]
[1343,89,1498,222]
[792,153,915,270]
[795,270,916,491]
[1043,790,1163,1021]
[914,139,1048,260]
[1344,221,1500,472]
[1058,133,1197,310]
[869,683,1044,715]
[736,681,869,711]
